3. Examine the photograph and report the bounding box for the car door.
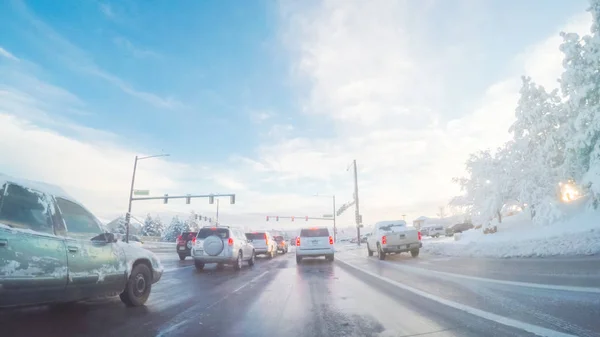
[0,182,69,307]
[239,230,253,258]
[55,197,127,299]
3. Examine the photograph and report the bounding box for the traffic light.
[203,216,207,221]
[305,216,308,221]
[230,195,236,204]
[291,216,294,222]
[209,195,214,204]
[266,216,269,221]
[186,194,191,204]
[163,194,168,204]
[208,218,212,223]
[195,214,199,220]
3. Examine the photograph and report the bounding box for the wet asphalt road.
[1,244,599,337]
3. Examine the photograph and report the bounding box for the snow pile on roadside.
[423,205,600,258]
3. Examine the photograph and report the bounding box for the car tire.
[248,250,255,266]
[367,244,373,257]
[233,251,243,271]
[178,254,186,261]
[296,256,302,264]
[194,261,205,270]
[377,244,386,261]
[120,263,152,307]
[410,248,420,258]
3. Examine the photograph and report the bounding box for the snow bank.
[423,205,600,258]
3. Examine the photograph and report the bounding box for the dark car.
[177,231,198,260]
[445,223,474,236]
[273,235,288,253]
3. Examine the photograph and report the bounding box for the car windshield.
[300,228,329,237]
[197,228,228,239]
[245,233,265,240]
[380,223,405,231]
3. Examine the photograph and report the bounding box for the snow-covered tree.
[184,211,200,231]
[106,215,127,234]
[141,214,165,237]
[161,216,190,242]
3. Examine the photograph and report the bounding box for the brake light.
[264,233,269,245]
[177,235,183,243]
[418,231,422,241]
[192,237,197,244]
[382,235,387,245]
[329,236,333,245]
[296,237,300,246]
[228,238,234,246]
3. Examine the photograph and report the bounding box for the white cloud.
[113,36,161,59]
[0,46,19,61]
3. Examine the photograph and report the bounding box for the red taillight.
[296,237,300,246]
[228,238,234,246]
[418,231,422,241]
[382,236,387,245]
[177,235,183,243]
[329,236,333,245]
[192,237,197,244]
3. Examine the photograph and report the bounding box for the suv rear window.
[181,232,197,239]
[273,235,284,242]
[300,228,329,237]
[245,233,265,240]
[197,228,229,239]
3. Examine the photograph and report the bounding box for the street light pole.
[353,159,361,246]
[124,153,169,243]
[216,199,220,225]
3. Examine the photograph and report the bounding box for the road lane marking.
[336,258,578,337]
[378,260,600,294]
[344,251,600,294]
[204,271,270,311]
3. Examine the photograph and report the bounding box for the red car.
[176,231,198,260]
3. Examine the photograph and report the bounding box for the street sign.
[323,214,333,218]
[133,190,150,196]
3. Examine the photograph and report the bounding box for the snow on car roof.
[0,173,75,202]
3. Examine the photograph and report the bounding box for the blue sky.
[0,0,592,226]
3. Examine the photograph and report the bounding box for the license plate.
[311,240,318,245]
[399,245,407,249]
[178,246,185,251]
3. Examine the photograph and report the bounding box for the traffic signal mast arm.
[131,193,236,204]
[266,215,333,221]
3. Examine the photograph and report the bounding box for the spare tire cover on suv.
[203,235,225,256]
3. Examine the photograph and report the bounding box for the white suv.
[295,227,334,264]
[192,226,255,271]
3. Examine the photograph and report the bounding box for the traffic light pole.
[353,159,361,246]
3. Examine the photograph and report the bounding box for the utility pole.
[216,199,220,226]
[333,195,337,243]
[353,159,361,246]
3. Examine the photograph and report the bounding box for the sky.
[0,0,593,229]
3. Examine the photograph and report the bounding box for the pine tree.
[141,214,163,237]
[161,215,191,242]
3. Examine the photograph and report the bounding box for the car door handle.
[67,246,79,253]
[0,239,7,247]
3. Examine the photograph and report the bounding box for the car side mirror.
[91,232,117,243]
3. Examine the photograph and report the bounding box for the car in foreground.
[176,231,198,260]
[245,232,277,258]
[192,226,255,271]
[273,235,288,254]
[295,227,335,263]
[0,176,163,308]
[366,220,422,260]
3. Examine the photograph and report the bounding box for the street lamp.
[314,194,337,243]
[125,153,170,242]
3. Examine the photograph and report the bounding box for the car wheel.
[194,261,205,270]
[367,243,373,257]
[377,244,386,261]
[120,263,152,307]
[296,256,302,264]
[410,248,420,258]
[233,251,243,271]
[248,250,256,266]
[178,254,186,261]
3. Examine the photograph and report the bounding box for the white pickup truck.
[366,220,422,260]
